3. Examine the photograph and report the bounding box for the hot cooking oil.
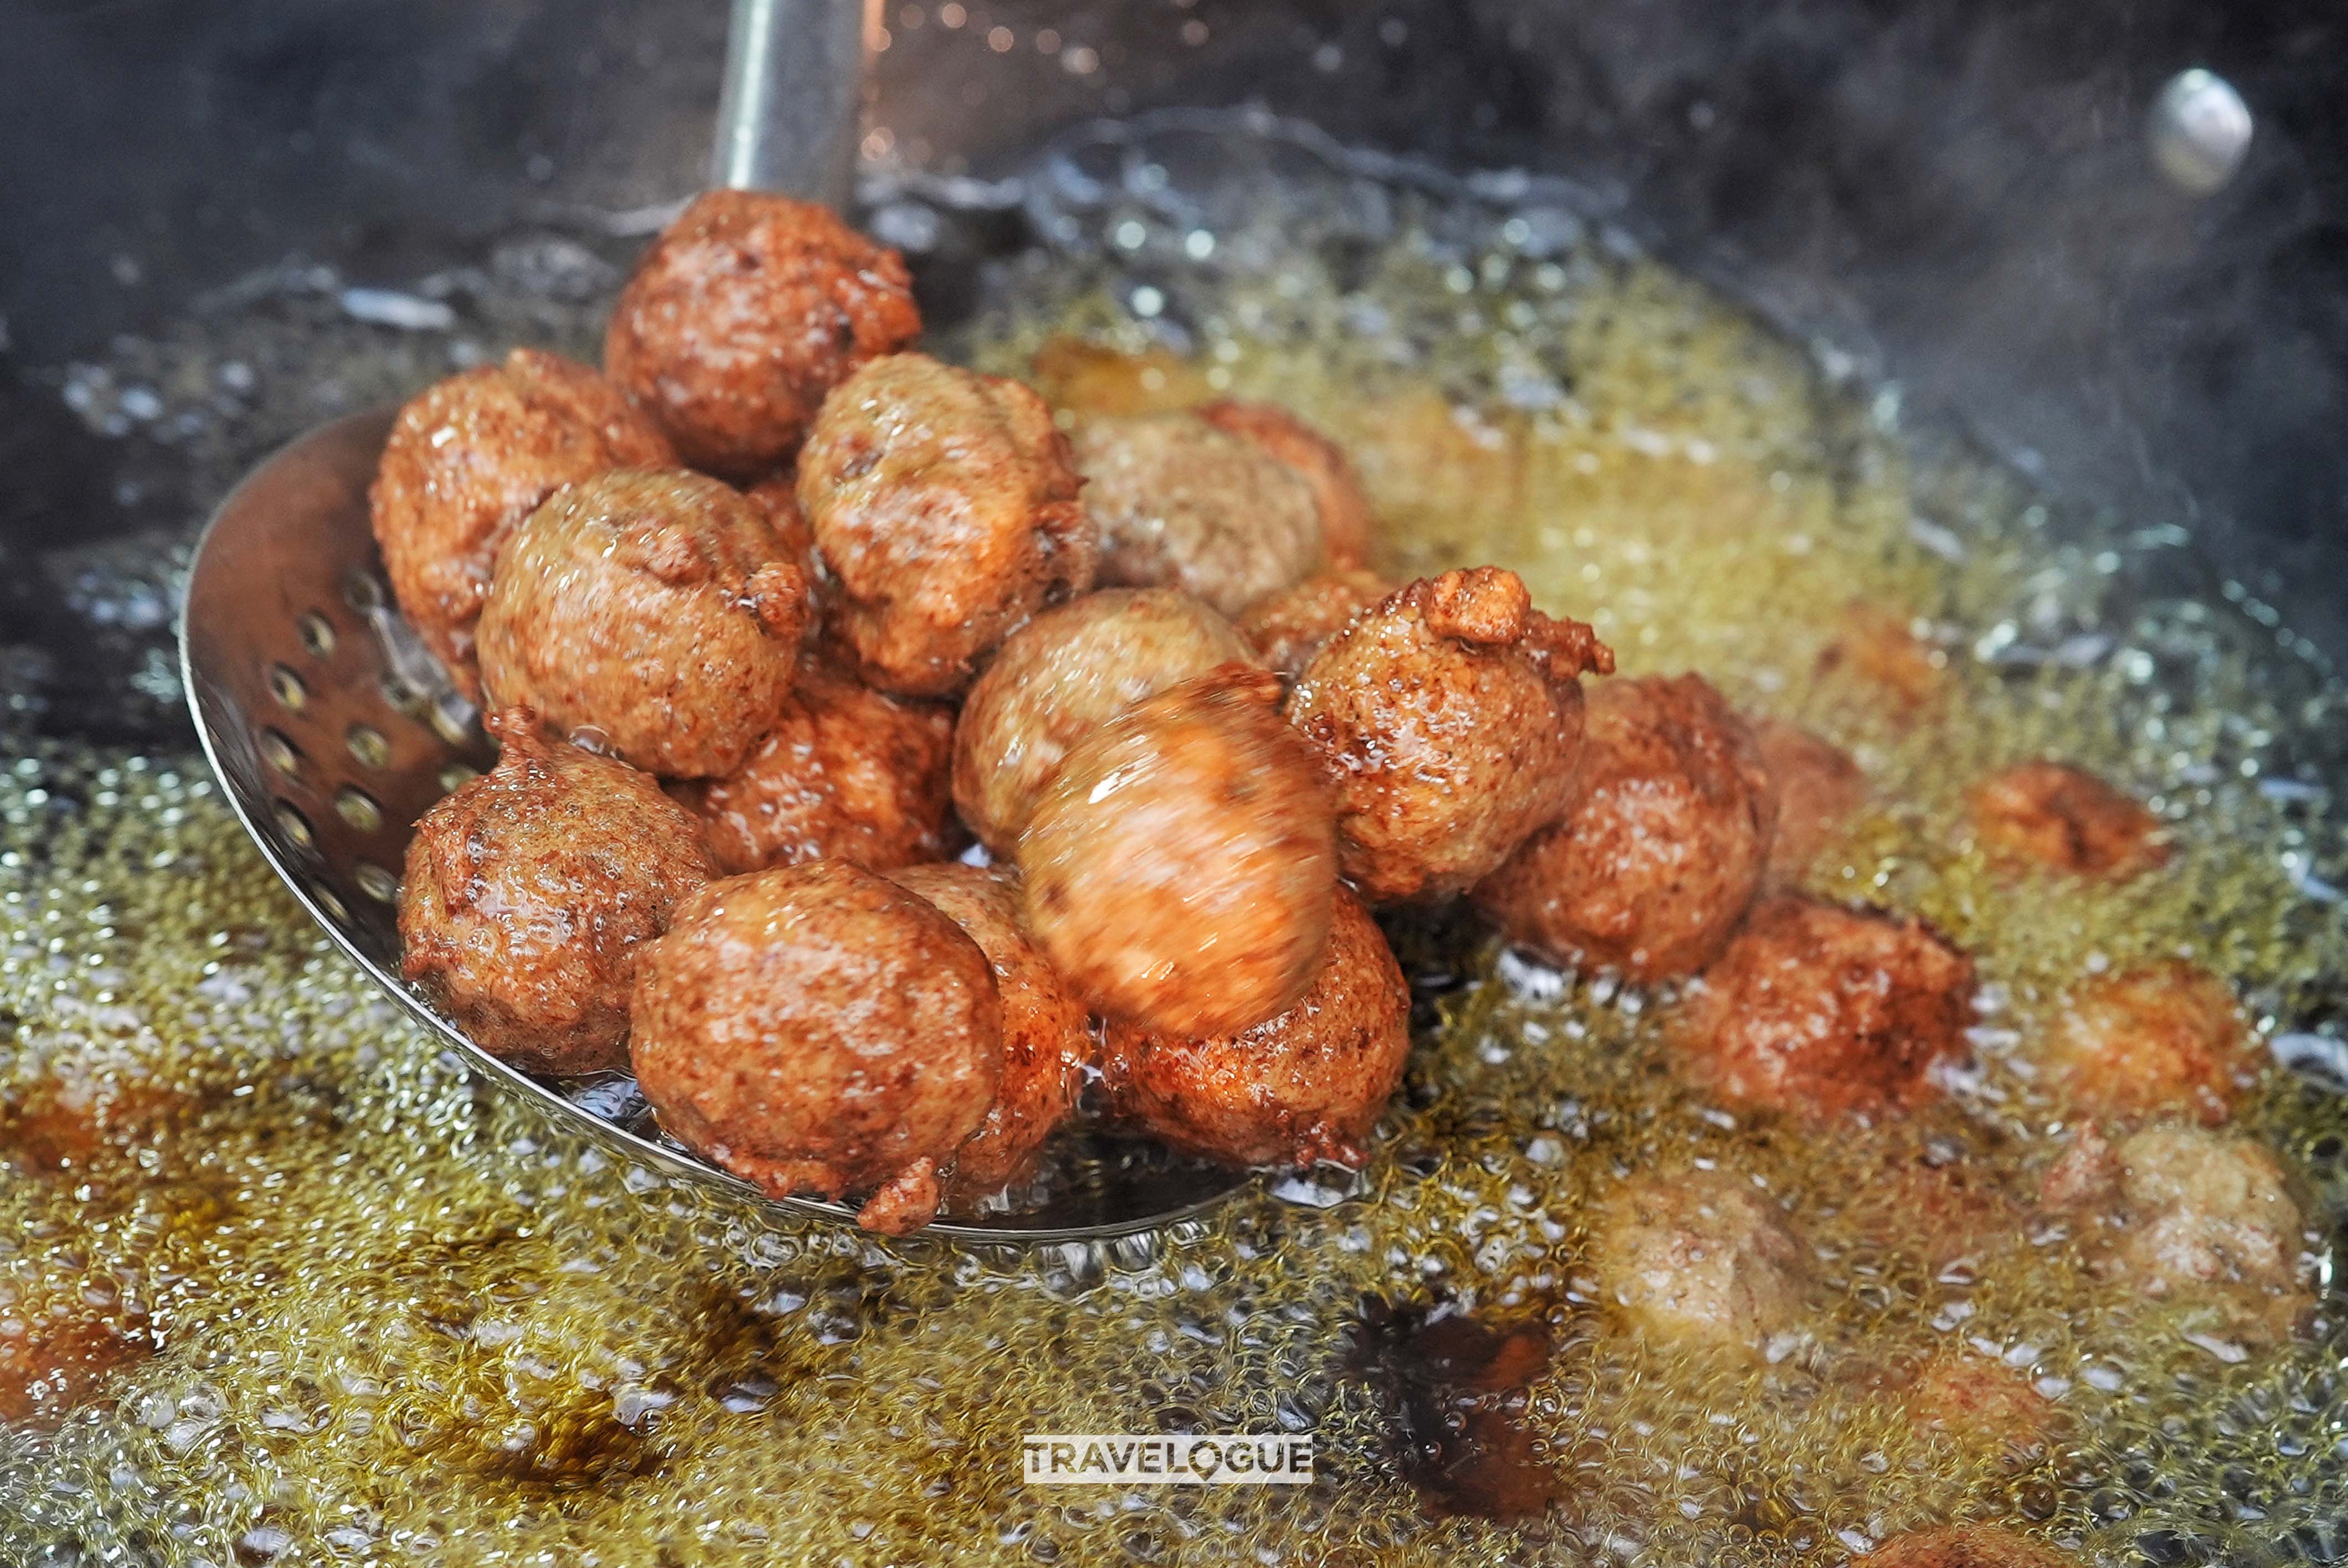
[3,121,2346,1566]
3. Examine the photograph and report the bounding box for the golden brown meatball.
[888,863,1092,1205]
[1861,1527,2073,1568]
[1587,1166,1812,1358]
[799,354,1094,697]
[2041,961,2259,1128]
[1817,601,1951,715]
[1898,1352,2062,1462]
[399,710,717,1075]
[1022,664,1337,1036]
[1671,896,1975,1121]
[1842,1147,2025,1275]
[1197,399,1378,570]
[475,468,810,778]
[369,348,674,695]
[743,472,820,587]
[629,860,1002,1235]
[1236,568,1394,681]
[952,587,1258,856]
[2,1050,187,1174]
[1100,886,1409,1168]
[1473,673,1772,979]
[0,1294,149,1431]
[2106,1125,2310,1333]
[1968,761,2170,879]
[1288,568,1611,906]
[670,654,959,875]
[1072,411,1323,616]
[603,190,920,478]
[1753,718,1864,883]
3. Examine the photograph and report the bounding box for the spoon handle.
[710,0,869,204]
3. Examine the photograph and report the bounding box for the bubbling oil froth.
[4,125,2348,1566]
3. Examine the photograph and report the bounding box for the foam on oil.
[5,136,2348,1565]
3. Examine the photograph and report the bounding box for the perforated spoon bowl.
[176,406,1259,1242]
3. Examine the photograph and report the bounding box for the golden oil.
[4,162,2347,1568]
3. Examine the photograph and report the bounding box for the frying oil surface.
[7,131,2348,1565]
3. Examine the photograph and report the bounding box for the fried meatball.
[603,190,920,477]
[1754,718,1864,883]
[1237,568,1394,680]
[1588,1167,1811,1357]
[1197,399,1378,570]
[743,472,820,586]
[1968,761,2170,879]
[1862,1528,2073,1568]
[1817,602,1951,714]
[1671,896,1975,1121]
[1101,886,1409,1168]
[369,348,675,695]
[2108,1125,2309,1321]
[952,587,1258,855]
[1072,411,1323,616]
[1474,673,1772,979]
[799,353,1094,696]
[2042,961,2259,1128]
[1844,1147,2025,1274]
[671,654,958,875]
[629,860,1001,1235]
[1900,1352,2062,1461]
[399,710,717,1075]
[1022,664,1337,1036]
[0,1294,148,1431]
[475,468,809,778]
[1288,568,1611,905]
[888,863,1091,1204]
[2,1049,187,1174]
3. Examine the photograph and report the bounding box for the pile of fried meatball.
[379,194,2289,1290]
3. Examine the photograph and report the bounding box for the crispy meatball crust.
[369,348,675,696]
[1899,1352,2062,1461]
[1289,567,1612,905]
[1197,399,1378,570]
[1968,760,2170,879]
[1817,601,1951,714]
[1753,718,1864,883]
[952,587,1258,856]
[475,468,809,778]
[2109,1125,2307,1306]
[399,710,718,1075]
[1671,895,1975,1121]
[1022,665,1337,1036]
[671,654,959,875]
[1072,411,1324,616]
[1100,886,1410,1168]
[603,191,920,477]
[888,864,1092,1204]
[1473,673,1773,979]
[1236,568,1394,681]
[629,861,1001,1235]
[799,353,1095,697]
[1861,1528,2074,1568]
[1589,1167,1811,1356]
[2043,961,2259,1128]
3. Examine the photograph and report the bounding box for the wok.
[3,3,2347,1565]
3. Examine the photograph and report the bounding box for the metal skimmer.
[177,408,1257,1242]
